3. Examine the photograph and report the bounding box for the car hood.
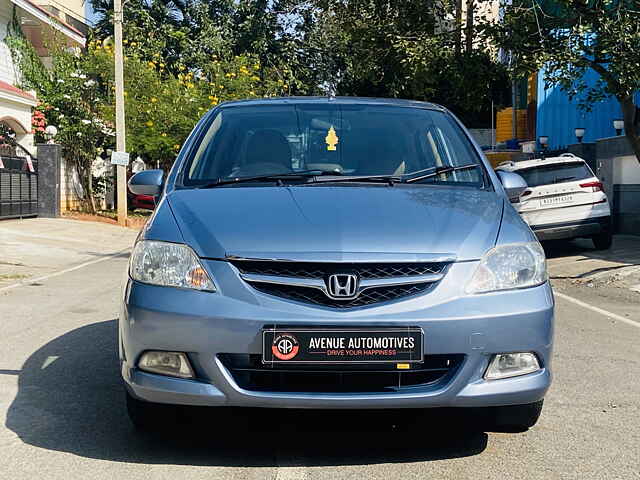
[167,185,503,262]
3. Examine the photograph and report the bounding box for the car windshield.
[183,103,484,187]
[515,162,592,188]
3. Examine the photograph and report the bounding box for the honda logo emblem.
[326,274,359,299]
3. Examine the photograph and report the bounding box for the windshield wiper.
[404,164,480,183]
[198,169,342,188]
[312,174,402,185]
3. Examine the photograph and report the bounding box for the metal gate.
[0,142,38,220]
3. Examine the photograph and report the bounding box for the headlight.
[129,240,216,291]
[466,242,547,294]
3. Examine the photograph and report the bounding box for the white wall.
[612,155,640,185]
[469,128,495,147]
[0,2,19,85]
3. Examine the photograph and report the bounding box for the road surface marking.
[555,291,640,329]
[0,248,131,294]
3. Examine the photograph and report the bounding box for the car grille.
[231,260,449,308]
[230,261,447,279]
[251,283,432,308]
[219,353,465,393]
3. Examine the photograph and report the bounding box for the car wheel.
[592,230,613,250]
[490,400,544,432]
[125,389,178,431]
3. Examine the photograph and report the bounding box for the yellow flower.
[249,91,255,96]
[159,63,165,68]
[208,95,214,100]
[173,144,180,150]
[151,97,157,103]
[146,121,153,127]
[254,63,260,70]
[186,82,194,89]
[123,91,128,96]
[123,39,128,44]
[161,133,167,137]
[179,65,185,71]
[251,76,260,81]
[148,61,155,68]
[130,42,137,47]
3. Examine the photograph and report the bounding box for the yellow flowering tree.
[88,40,287,170]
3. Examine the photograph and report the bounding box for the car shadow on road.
[6,319,488,467]
[542,236,640,263]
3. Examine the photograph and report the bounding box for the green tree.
[491,0,640,163]
[274,0,509,125]
[89,39,276,169]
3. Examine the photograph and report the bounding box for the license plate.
[541,194,573,206]
[262,328,423,364]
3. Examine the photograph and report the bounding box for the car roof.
[217,96,446,111]
[496,154,587,172]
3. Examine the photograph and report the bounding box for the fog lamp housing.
[138,351,194,379]
[484,352,540,380]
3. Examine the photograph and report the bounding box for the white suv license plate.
[541,195,574,206]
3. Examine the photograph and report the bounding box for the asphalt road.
[1,219,639,479]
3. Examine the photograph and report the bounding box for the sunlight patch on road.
[41,356,59,370]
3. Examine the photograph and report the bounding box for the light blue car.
[122,97,553,431]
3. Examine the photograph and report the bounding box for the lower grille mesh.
[220,354,465,393]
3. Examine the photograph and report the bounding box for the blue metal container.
[536,68,640,149]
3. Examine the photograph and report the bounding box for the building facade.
[0,0,85,155]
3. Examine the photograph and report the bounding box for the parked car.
[127,173,156,210]
[497,154,612,250]
[129,192,156,210]
[123,97,553,432]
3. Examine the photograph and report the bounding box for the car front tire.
[592,230,613,250]
[489,400,544,432]
[125,389,179,431]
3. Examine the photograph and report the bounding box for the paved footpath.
[0,219,638,480]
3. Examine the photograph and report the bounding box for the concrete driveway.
[0,218,138,290]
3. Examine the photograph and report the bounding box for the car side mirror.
[128,169,164,196]
[496,170,527,202]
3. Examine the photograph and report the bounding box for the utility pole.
[465,0,474,54]
[455,0,462,56]
[114,0,127,226]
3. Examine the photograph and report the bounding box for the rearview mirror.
[128,169,164,197]
[496,170,527,202]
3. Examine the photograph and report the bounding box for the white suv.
[497,154,612,250]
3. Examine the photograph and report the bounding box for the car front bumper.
[120,261,554,409]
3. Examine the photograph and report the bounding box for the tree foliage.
[8,0,512,210]
[491,0,640,163]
